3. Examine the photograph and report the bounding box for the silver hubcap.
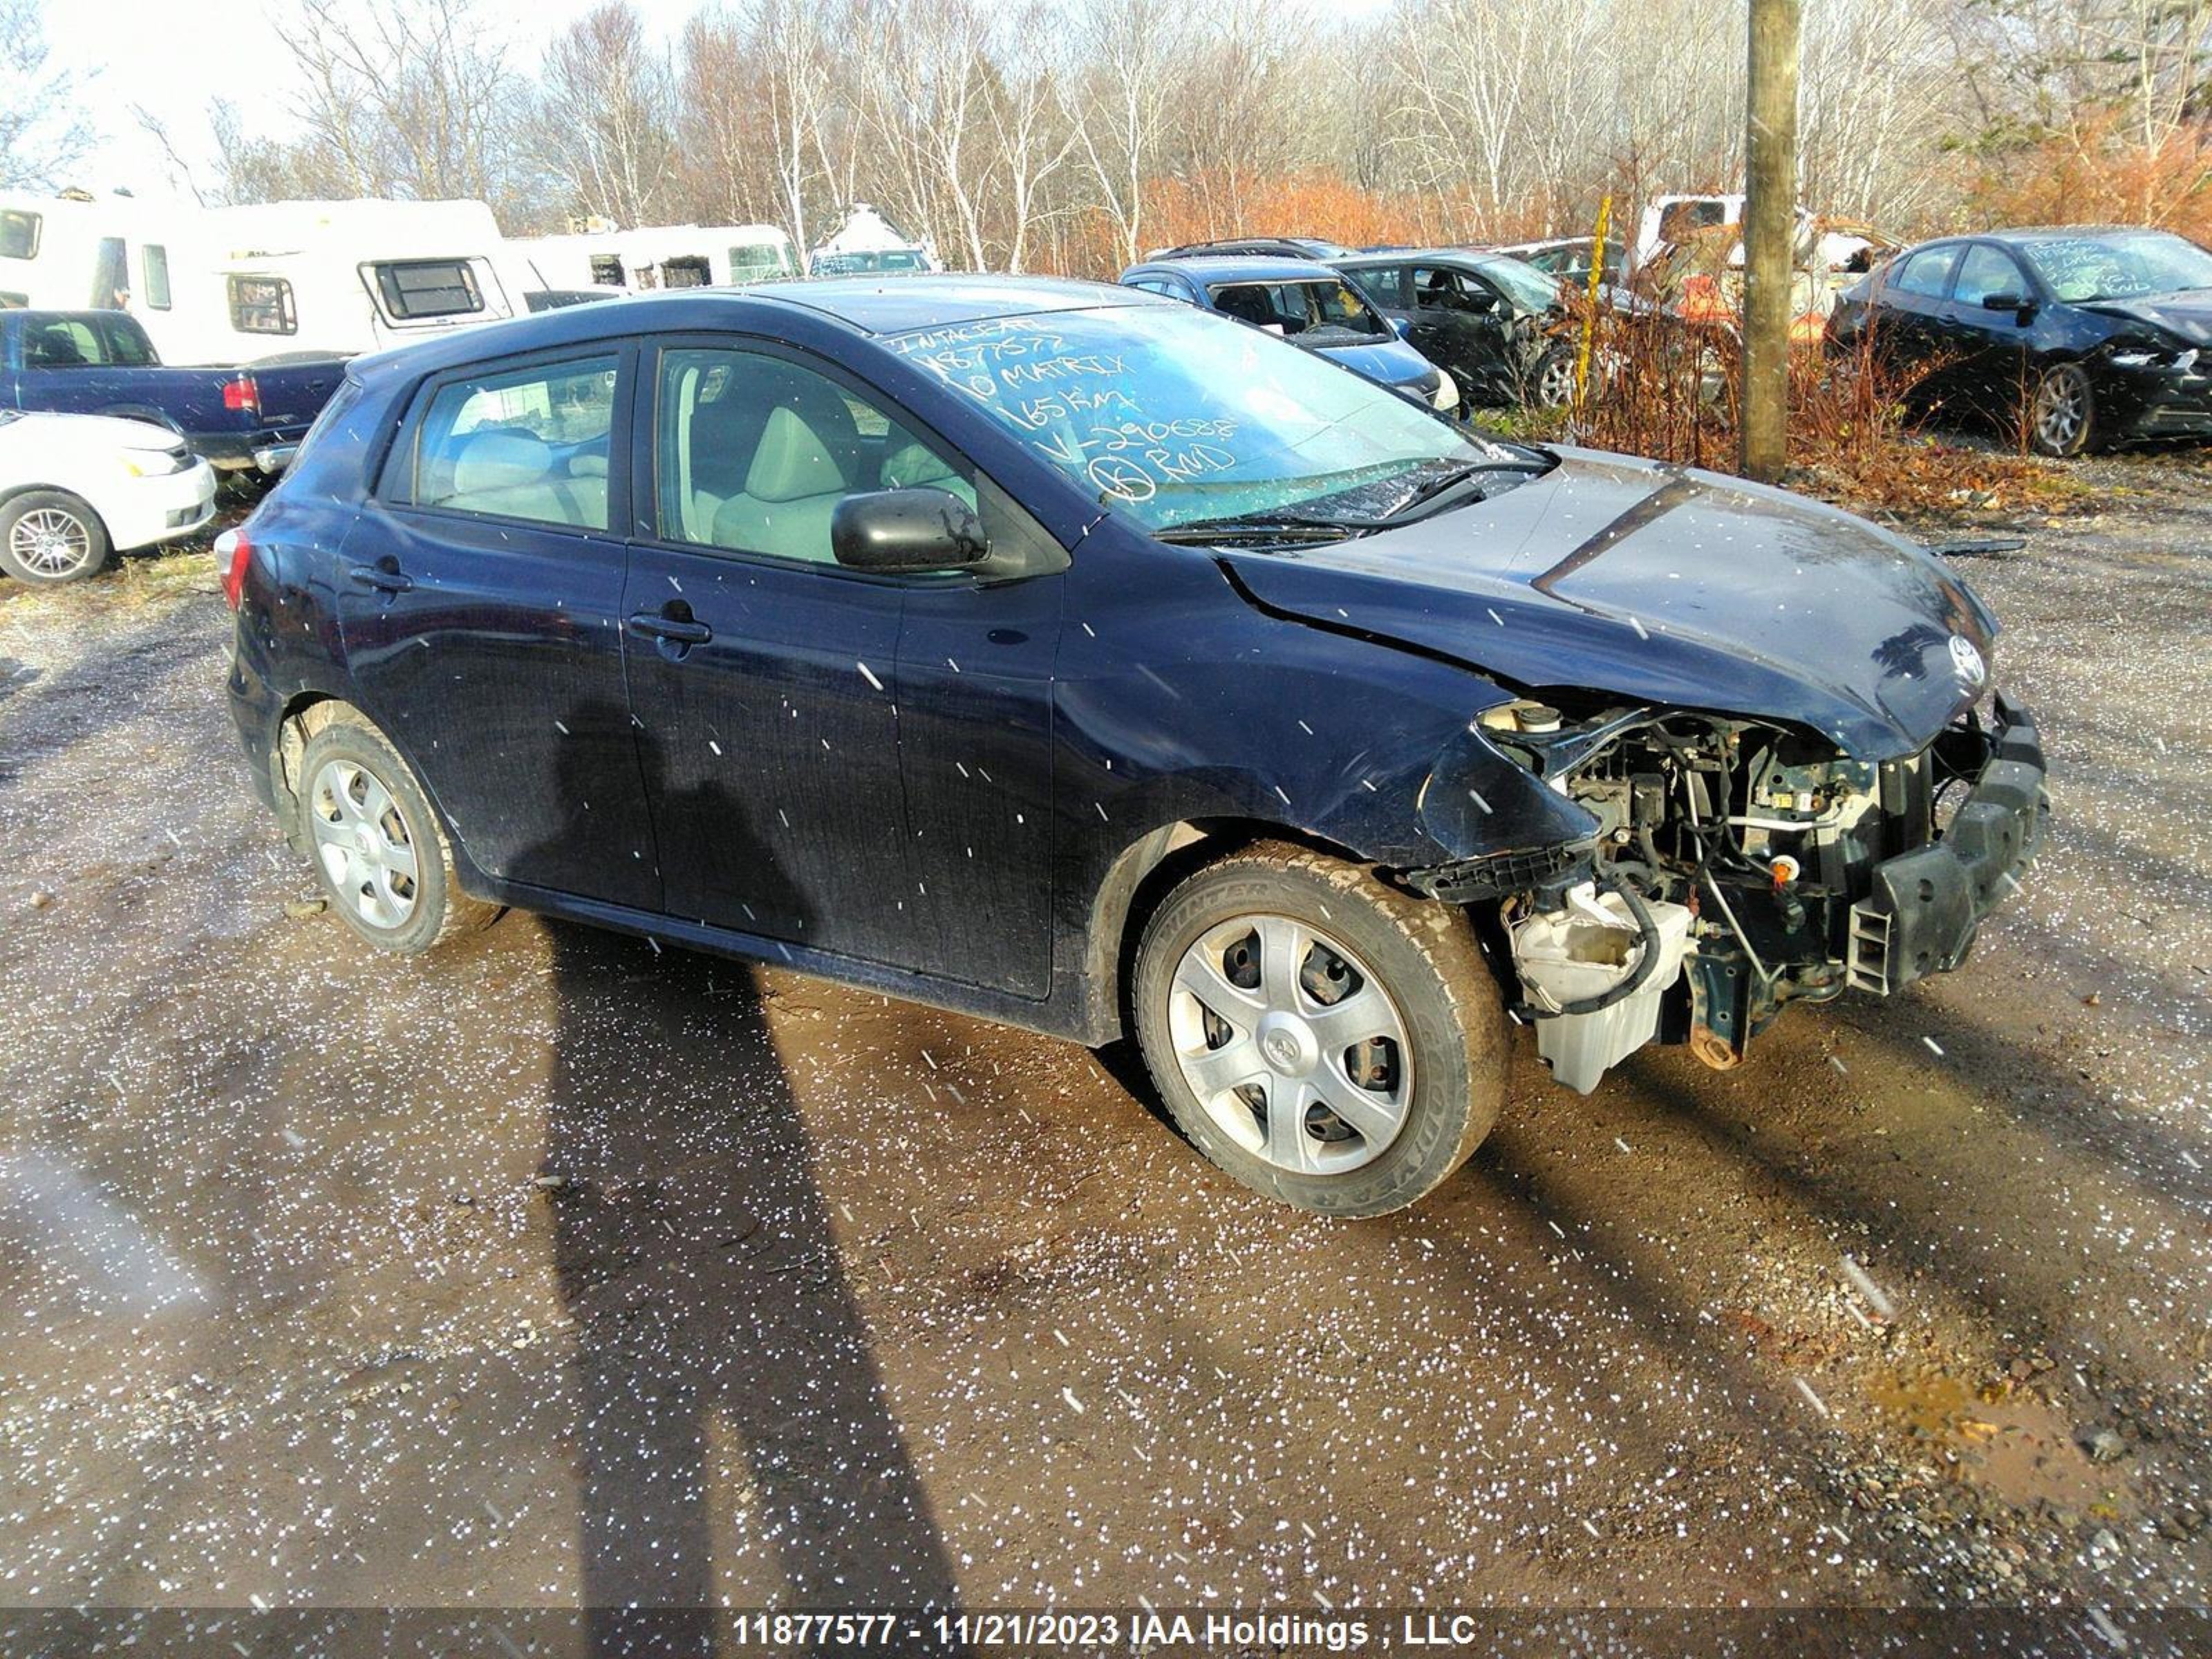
[309,759,420,930]
[1168,914,1413,1175]
[2034,371,2087,452]
[1536,355,1576,406]
[10,508,91,577]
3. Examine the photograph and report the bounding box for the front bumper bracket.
[1846,695,2047,996]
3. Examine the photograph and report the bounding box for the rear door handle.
[626,610,712,645]
[348,561,413,594]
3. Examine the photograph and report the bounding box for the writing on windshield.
[888,307,1480,527]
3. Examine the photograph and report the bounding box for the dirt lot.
[0,453,2206,1636]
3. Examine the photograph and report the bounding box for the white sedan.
[0,412,218,585]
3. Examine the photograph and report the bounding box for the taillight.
[223,375,259,413]
[218,529,252,610]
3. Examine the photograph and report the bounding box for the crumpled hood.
[1219,447,2000,761]
[2080,290,2212,350]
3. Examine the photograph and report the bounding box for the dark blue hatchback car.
[224,276,2045,1215]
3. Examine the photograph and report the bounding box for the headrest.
[451,430,551,495]
[744,405,847,503]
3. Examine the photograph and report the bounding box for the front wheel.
[0,491,111,584]
[1529,344,1580,409]
[1132,842,1508,1217]
[2028,362,2098,458]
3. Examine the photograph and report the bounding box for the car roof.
[1334,247,1497,268]
[348,274,1147,380]
[1127,255,1350,284]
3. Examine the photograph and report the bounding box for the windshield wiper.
[1152,514,1377,545]
[1375,457,1548,523]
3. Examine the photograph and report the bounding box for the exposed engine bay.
[1412,694,2047,1093]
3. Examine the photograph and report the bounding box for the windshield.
[2018,232,2212,303]
[888,303,1523,532]
[1205,278,1389,341]
[1468,254,1564,313]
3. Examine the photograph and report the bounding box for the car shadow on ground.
[529,713,967,1655]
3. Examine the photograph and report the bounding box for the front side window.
[655,346,974,564]
[229,274,297,335]
[889,303,1501,532]
[370,259,485,321]
[661,256,711,288]
[589,254,626,286]
[1951,244,2029,308]
[402,355,619,530]
[1411,266,1488,314]
[21,317,106,366]
[0,210,40,261]
[142,244,171,310]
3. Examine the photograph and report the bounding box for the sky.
[35,0,615,200]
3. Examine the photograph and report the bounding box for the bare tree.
[214,0,533,215]
[532,2,677,228]
[0,0,93,189]
[1065,0,1194,264]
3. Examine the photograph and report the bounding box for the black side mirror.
[832,487,989,574]
[1980,292,2035,319]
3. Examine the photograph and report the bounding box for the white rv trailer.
[0,191,182,317]
[175,198,526,363]
[507,223,799,294]
[0,192,537,364]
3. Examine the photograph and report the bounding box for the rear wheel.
[0,491,111,584]
[294,712,497,954]
[1132,842,1507,1216]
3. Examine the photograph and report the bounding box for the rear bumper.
[193,426,310,472]
[1846,695,2047,995]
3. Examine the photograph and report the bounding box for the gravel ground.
[0,458,2206,1633]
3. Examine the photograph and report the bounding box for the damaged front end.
[1405,693,2048,1093]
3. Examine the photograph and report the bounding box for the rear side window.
[0,211,40,260]
[369,259,485,321]
[230,275,297,335]
[397,354,619,532]
[1349,265,1407,306]
[1888,247,1960,301]
[95,315,156,366]
[142,245,171,310]
[589,254,625,286]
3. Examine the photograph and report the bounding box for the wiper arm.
[1376,458,1546,523]
[1152,514,1376,545]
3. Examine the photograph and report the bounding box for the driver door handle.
[627,609,712,646]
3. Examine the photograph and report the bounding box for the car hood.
[2,412,184,452]
[1311,336,1435,388]
[1217,447,1999,761]
[2079,289,2212,348]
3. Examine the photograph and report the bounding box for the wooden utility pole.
[1739,0,1801,483]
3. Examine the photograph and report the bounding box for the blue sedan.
[1118,255,1459,413]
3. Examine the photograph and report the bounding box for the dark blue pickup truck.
[0,310,345,476]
